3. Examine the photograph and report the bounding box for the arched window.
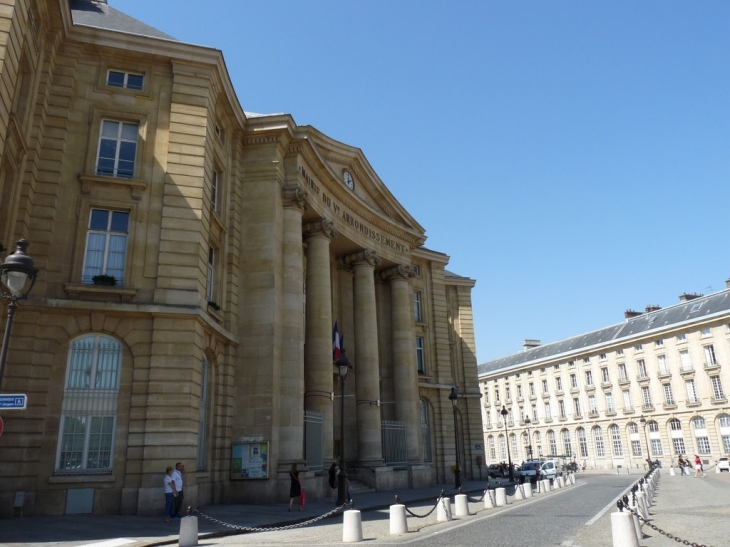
[510,433,518,461]
[691,416,710,454]
[488,435,496,460]
[419,399,432,462]
[55,335,122,473]
[561,429,572,456]
[547,430,557,455]
[718,414,730,452]
[197,358,211,470]
[593,426,605,457]
[577,427,588,458]
[609,424,623,456]
[499,434,507,460]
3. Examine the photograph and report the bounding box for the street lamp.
[0,239,38,393]
[448,387,461,489]
[639,416,651,466]
[524,415,533,460]
[501,405,515,481]
[335,350,352,505]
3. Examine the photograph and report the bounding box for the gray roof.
[70,0,177,41]
[478,288,730,377]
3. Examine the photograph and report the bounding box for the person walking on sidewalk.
[172,462,185,517]
[289,463,303,511]
[328,462,337,503]
[163,466,178,522]
[694,455,706,477]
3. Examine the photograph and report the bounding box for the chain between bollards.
[394,491,445,519]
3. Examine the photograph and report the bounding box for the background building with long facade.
[478,281,730,471]
[0,1,482,516]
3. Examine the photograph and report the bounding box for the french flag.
[332,322,341,362]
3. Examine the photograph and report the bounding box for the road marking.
[585,486,633,525]
[78,539,136,547]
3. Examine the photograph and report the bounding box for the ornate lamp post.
[524,415,533,460]
[639,415,651,465]
[335,350,352,505]
[448,387,461,489]
[0,239,38,393]
[501,405,515,481]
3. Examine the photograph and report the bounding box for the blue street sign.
[0,394,27,410]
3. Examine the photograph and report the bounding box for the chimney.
[624,309,642,320]
[523,339,541,351]
[679,293,703,302]
[726,278,730,289]
[645,305,661,313]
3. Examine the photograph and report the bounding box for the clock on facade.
[343,170,354,190]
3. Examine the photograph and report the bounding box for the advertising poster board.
[231,441,269,479]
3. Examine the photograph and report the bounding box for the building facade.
[478,283,730,472]
[0,1,482,516]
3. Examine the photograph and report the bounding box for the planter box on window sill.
[64,283,138,302]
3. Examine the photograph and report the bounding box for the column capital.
[382,264,414,282]
[282,187,308,211]
[345,249,381,268]
[303,218,337,240]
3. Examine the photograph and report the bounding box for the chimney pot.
[679,293,703,302]
[624,309,642,320]
[523,339,541,351]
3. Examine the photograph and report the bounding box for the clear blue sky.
[115,1,730,362]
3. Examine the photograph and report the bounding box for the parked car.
[487,464,504,478]
[717,457,730,472]
[539,459,563,479]
[520,460,542,482]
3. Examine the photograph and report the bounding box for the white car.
[717,457,730,472]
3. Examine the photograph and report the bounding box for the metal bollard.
[389,504,407,535]
[343,509,363,543]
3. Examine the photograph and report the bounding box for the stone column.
[346,249,383,464]
[383,264,423,463]
[279,188,307,463]
[304,219,337,461]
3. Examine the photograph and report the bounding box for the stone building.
[0,1,482,516]
[478,282,730,471]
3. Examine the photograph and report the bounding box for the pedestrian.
[172,462,185,518]
[694,455,705,477]
[677,456,685,475]
[328,462,337,503]
[289,463,303,511]
[163,466,177,522]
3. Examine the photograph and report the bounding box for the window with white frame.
[593,427,605,457]
[635,344,643,351]
[488,436,496,460]
[495,386,500,402]
[206,247,215,302]
[56,335,121,473]
[577,427,588,457]
[651,438,663,455]
[657,355,668,374]
[618,364,627,382]
[96,120,138,178]
[211,170,220,212]
[542,379,549,394]
[562,429,572,456]
[677,333,686,342]
[628,422,638,434]
[599,353,607,360]
[106,70,144,90]
[82,209,129,285]
[686,379,698,403]
[631,440,642,457]
[655,339,664,347]
[637,359,647,378]
[719,414,730,427]
[585,370,593,385]
[413,291,423,322]
[605,392,615,413]
[692,416,706,429]
[197,358,210,470]
[505,386,511,401]
[711,376,725,400]
[544,401,552,420]
[529,382,535,397]
[663,384,675,405]
[485,410,491,428]
[641,386,652,408]
[670,418,682,431]
[723,435,730,454]
[672,438,686,455]
[558,400,566,418]
[499,435,507,459]
[588,394,597,414]
[704,345,718,366]
[511,433,519,460]
[555,377,563,392]
[679,350,692,370]
[697,436,711,454]
[609,424,623,456]
[415,337,425,373]
[532,406,538,421]
[617,348,624,356]
[601,367,610,384]
[548,430,557,454]
[648,420,659,433]
[573,397,581,416]
[700,327,711,336]
[622,389,632,410]
[570,374,577,389]
[517,385,523,399]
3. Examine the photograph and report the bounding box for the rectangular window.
[532,406,538,422]
[672,438,686,455]
[700,327,711,336]
[599,353,607,360]
[631,440,642,457]
[413,291,423,322]
[573,398,581,416]
[601,367,610,383]
[657,355,668,374]
[697,436,711,454]
[556,377,563,392]
[610,426,623,456]
[588,395,597,413]
[96,120,138,178]
[655,339,664,347]
[642,386,652,407]
[635,344,643,351]
[651,439,663,455]
[686,380,698,404]
[517,385,523,399]
[622,389,632,410]
[585,370,593,385]
[211,170,219,211]
[107,70,144,90]
[637,359,647,378]
[542,380,549,395]
[723,435,730,453]
[529,383,535,397]
[544,401,552,420]
[663,384,675,405]
[82,209,129,285]
[570,374,577,389]
[618,364,627,382]
[677,333,686,342]
[415,337,425,373]
[605,393,615,413]
[680,350,692,370]
[505,386,511,401]
[594,429,605,457]
[617,348,624,356]
[578,429,588,457]
[206,247,215,302]
[558,400,566,418]
[704,345,718,366]
[711,376,725,400]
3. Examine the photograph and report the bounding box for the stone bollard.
[542,479,551,493]
[436,497,452,522]
[515,484,525,501]
[495,487,507,507]
[523,482,533,498]
[636,491,648,521]
[632,510,643,541]
[343,509,363,543]
[179,515,198,547]
[454,494,469,517]
[389,504,407,535]
[611,511,640,547]
[716,465,721,474]
[484,490,495,509]
[670,466,675,476]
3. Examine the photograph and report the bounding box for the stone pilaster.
[383,264,423,463]
[303,219,337,461]
[346,249,384,464]
[279,188,307,462]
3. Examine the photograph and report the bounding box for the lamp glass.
[2,270,28,295]
[339,364,348,378]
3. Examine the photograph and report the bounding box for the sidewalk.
[2,470,729,547]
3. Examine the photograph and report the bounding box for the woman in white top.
[163,466,177,522]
